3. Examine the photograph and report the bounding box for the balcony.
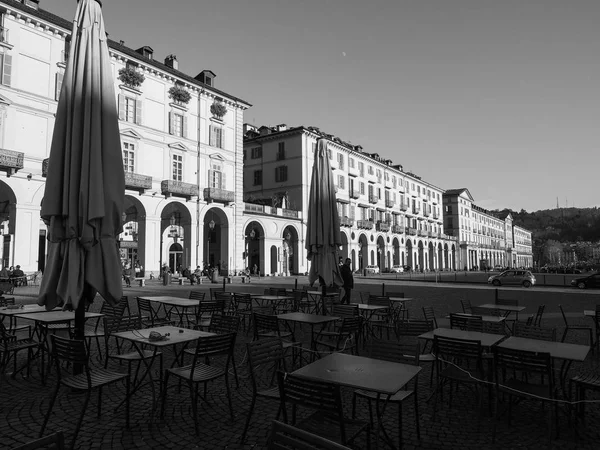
[125,172,152,194]
[423,208,431,217]
[0,149,24,177]
[399,202,408,212]
[357,220,374,230]
[391,224,403,234]
[418,229,427,237]
[204,187,235,204]
[459,240,468,247]
[433,211,439,219]
[407,227,417,236]
[376,221,390,232]
[244,203,303,220]
[244,203,264,213]
[427,231,434,237]
[349,189,360,199]
[368,194,379,204]
[161,180,199,200]
[412,206,420,215]
[385,199,395,208]
[340,217,354,228]
[42,158,49,177]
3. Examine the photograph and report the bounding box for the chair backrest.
[208,314,240,334]
[100,297,128,317]
[512,322,556,341]
[50,335,90,383]
[214,292,234,312]
[253,312,280,338]
[531,305,545,327]
[471,306,500,317]
[331,304,359,318]
[246,338,287,393]
[277,372,347,442]
[0,321,14,343]
[366,338,420,365]
[267,420,352,450]
[493,346,554,391]
[190,332,236,366]
[422,306,438,329]
[290,289,307,311]
[368,295,390,307]
[13,431,66,450]
[0,296,15,306]
[449,313,483,332]
[210,287,225,300]
[119,313,143,331]
[338,316,362,334]
[189,290,206,301]
[252,305,274,315]
[102,316,123,338]
[433,335,483,375]
[385,291,404,298]
[482,321,507,336]
[460,299,472,314]
[396,319,431,337]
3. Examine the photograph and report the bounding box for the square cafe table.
[292,352,421,449]
[140,296,200,327]
[277,312,340,354]
[418,327,507,348]
[305,291,338,315]
[0,304,60,331]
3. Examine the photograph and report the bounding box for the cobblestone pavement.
[2,277,600,449]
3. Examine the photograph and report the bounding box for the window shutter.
[2,54,11,86]
[217,127,223,148]
[118,94,125,120]
[208,169,213,188]
[182,116,188,138]
[284,165,288,181]
[221,171,226,190]
[55,72,64,101]
[135,99,142,125]
[169,111,174,135]
[209,125,215,146]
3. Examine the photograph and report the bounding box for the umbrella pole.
[73,297,87,374]
[321,283,327,316]
[295,278,298,290]
[382,283,385,296]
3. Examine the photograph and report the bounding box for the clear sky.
[45,0,600,212]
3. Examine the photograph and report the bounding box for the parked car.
[487,270,536,288]
[493,265,504,271]
[389,265,404,273]
[571,273,600,289]
[364,265,380,275]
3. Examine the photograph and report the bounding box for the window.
[253,170,262,185]
[209,125,224,148]
[358,162,364,176]
[376,169,381,179]
[172,154,183,181]
[122,142,135,173]
[349,157,355,168]
[251,147,262,159]
[275,165,288,182]
[337,175,345,190]
[337,153,344,169]
[312,143,317,153]
[368,165,374,175]
[359,182,365,195]
[55,71,64,101]
[392,176,396,188]
[170,112,184,137]
[327,149,332,159]
[368,185,374,197]
[118,94,141,124]
[0,53,12,86]
[208,161,224,189]
[277,142,285,160]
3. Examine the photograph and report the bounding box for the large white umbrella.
[305,138,343,297]
[38,0,125,333]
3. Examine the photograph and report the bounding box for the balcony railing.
[357,220,374,230]
[204,187,235,204]
[459,240,468,246]
[385,199,394,208]
[282,209,298,218]
[161,180,199,200]
[244,203,264,213]
[349,189,360,199]
[0,149,24,176]
[399,202,408,211]
[407,227,417,236]
[125,172,152,194]
[412,206,420,214]
[392,224,403,234]
[368,195,379,204]
[340,217,354,227]
[418,229,427,237]
[423,208,431,216]
[0,27,9,44]
[243,203,303,220]
[376,222,390,232]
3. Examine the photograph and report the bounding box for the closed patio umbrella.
[305,138,343,309]
[38,0,125,337]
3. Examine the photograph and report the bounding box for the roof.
[443,188,474,201]
[1,0,251,107]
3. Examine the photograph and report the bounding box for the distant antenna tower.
[556,197,559,209]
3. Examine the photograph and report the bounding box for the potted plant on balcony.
[168,84,192,105]
[210,101,227,119]
[118,66,145,89]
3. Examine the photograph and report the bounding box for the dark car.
[571,273,600,289]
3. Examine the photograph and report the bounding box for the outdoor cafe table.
[418,327,507,348]
[276,312,340,353]
[292,352,421,449]
[388,297,414,321]
[112,326,216,411]
[478,303,525,319]
[252,295,293,311]
[0,304,60,331]
[305,291,338,315]
[445,312,506,323]
[497,336,590,393]
[357,303,390,341]
[140,296,200,327]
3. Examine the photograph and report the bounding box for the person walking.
[340,258,354,304]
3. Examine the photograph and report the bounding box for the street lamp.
[206,215,215,269]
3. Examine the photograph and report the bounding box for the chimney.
[276,124,287,132]
[135,46,154,60]
[119,40,125,46]
[24,0,39,9]
[165,54,178,70]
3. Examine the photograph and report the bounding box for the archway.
[428,242,435,271]
[444,243,449,270]
[376,236,385,272]
[451,244,457,270]
[282,225,299,275]
[406,239,413,269]
[203,207,230,275]
[160,202,192,275]
[437,243,443,270]
[357,234,368,271]
[270,245,277,274]
[119,195,147,276]
[168,242,183,274]
[418,241,425,272]
[0,182,17,269]
[392,238,400,266]
[244,221,265,275]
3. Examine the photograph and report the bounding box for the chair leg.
[160,372,170,419]
[71,391,91,450]
[413,391,421,440]
[191,381,200,436]
[40,385,60,437]
[225,373,234,422]
[351,392,357,419]
[125,377,130,429]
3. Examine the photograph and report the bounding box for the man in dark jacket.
[340,258,354,304]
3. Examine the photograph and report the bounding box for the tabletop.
[144,297,199,307]
[305,291,338,297]
[0,305,60,316]
[584,310,598,318]
[478,303,526,313]
[418,327,506,347]
[446,313,506,323]
[276,312,340,324]
[112,326,215,347]
[497,336,590,362]
[292,352,421,395]
[388,297,414,302]
[14,311,104,324]
[253,295,292,301]
[357,304,389,311]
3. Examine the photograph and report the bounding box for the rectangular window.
[275,165,288,182]
[253,170,262,185]
[337,153,344,169]
[0,53,12,86]
[368,166,374,175]
[172,113,183,137]
[349,157,355,169]
[327,149,332,159]
[172,154,183,181]
[338,175,345,190]
[210,169,222,189]
[209,125,224,148]
[125,97,136,123]
[277,142,285,160]
[251,147,262,159]
[358,162,364,177]
[359,182,365,195]
[122,142,135,173]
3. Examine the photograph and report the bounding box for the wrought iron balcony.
[125,172,152,194]
[204,187,235,204]
[42,158,49,177]
[392,225,403,234]
[376,221,390,232]
[418,229,427,237]
[368,194,379,204]
[349,189,360,199]
[340,217,354,227]
[357,220,374,230]
[399,202,408,211]
[385,199,394,208]
[0,149,24,176]
[161,180,199,200]
[407,227,417,235]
